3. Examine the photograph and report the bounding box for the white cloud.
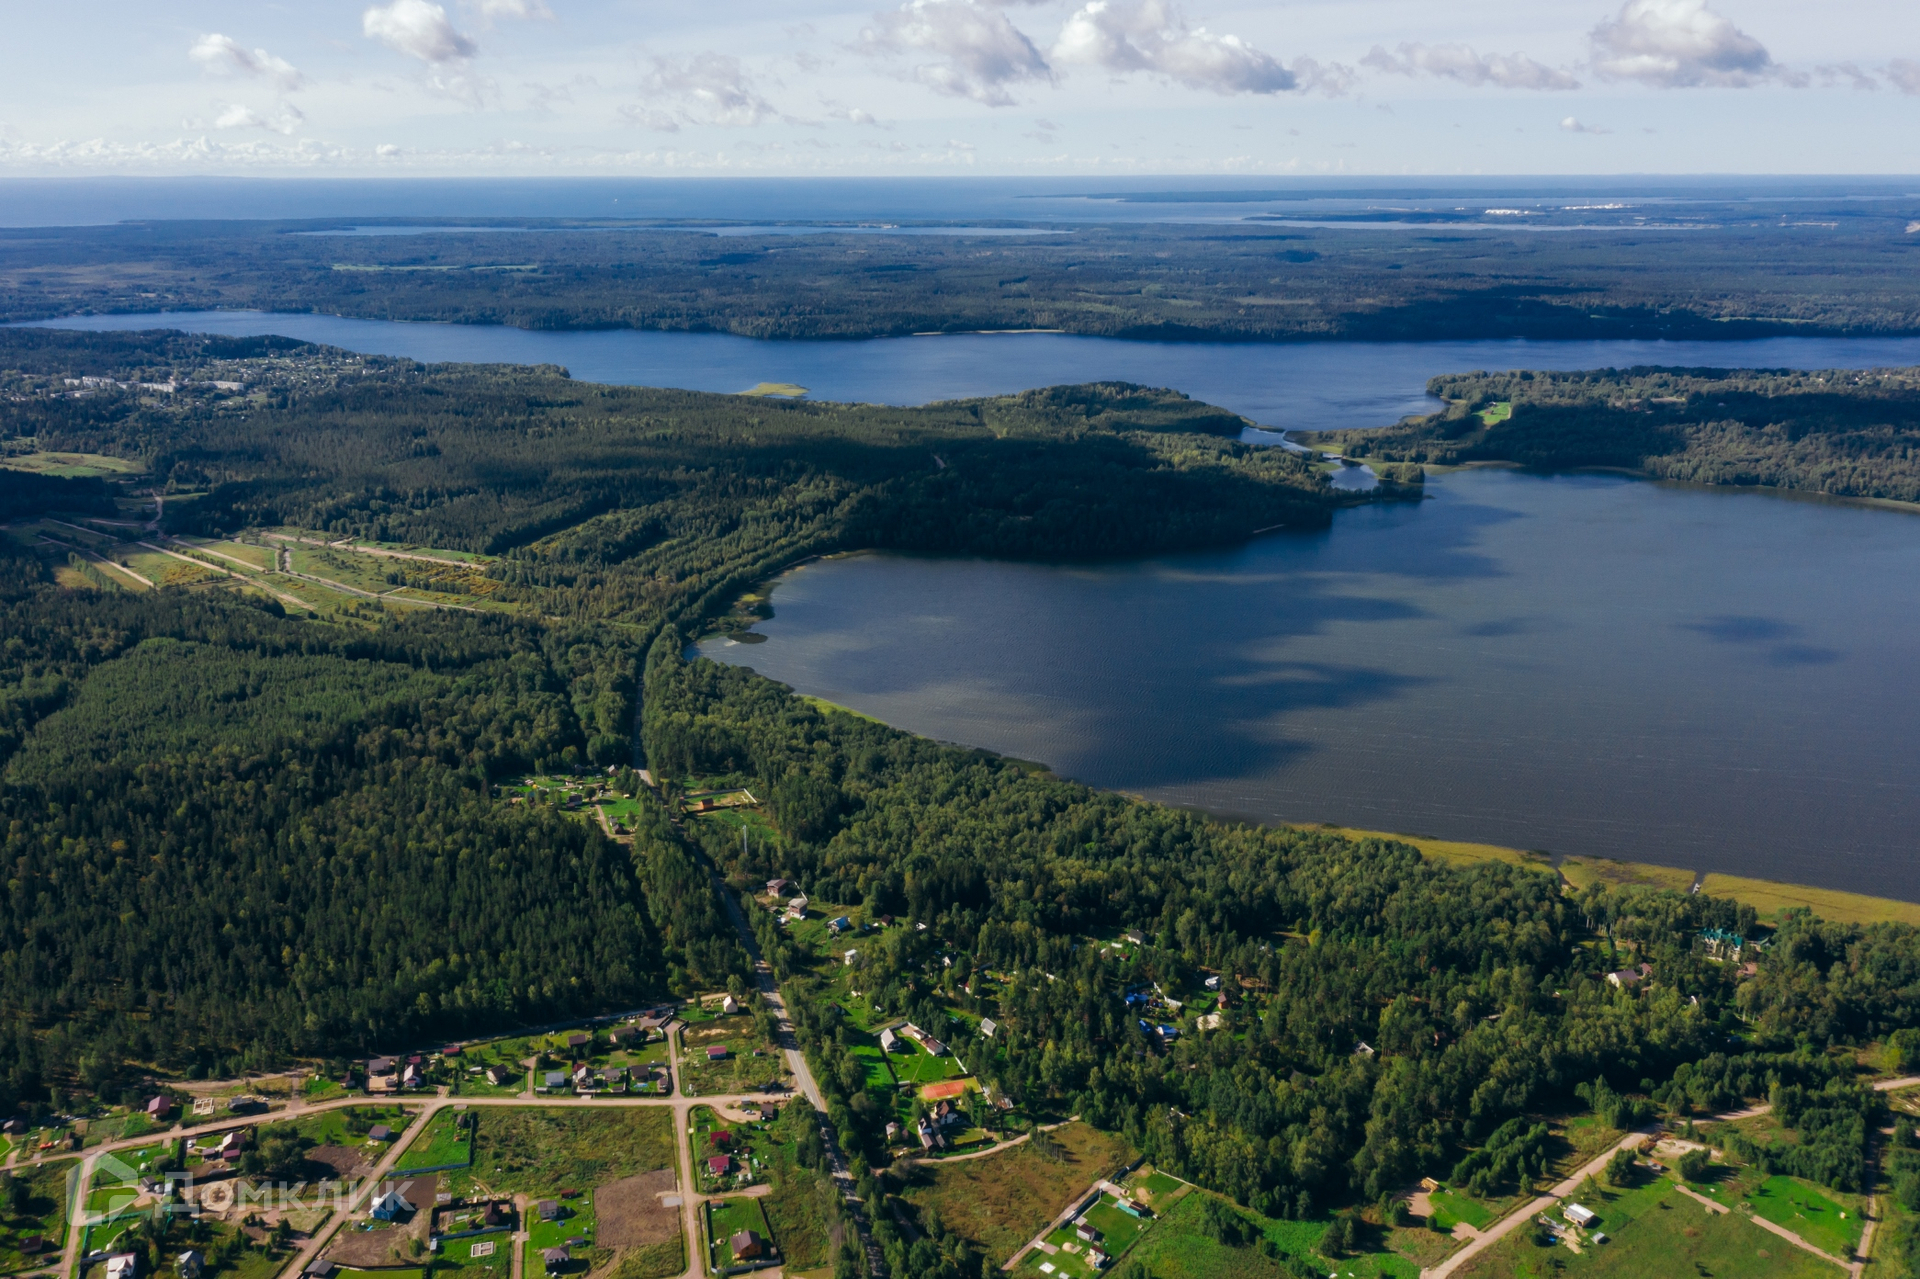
[1560,115,1610,133]
[215,104,306,135]
[188,34,306,91]
[475,0,553,18]
[1887,59,1920,95]
[1362,42,1579,90]
[364,0,478,64]
[1052,0,1295,94]
[625,54,783,130]
[1589,0,1779,88]
[862,0,1052,107]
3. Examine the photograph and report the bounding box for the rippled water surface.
[703,469,1920,898]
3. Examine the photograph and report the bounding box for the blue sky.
[1,0,1914,174]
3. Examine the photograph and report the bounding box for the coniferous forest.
[10,327,1920,1277]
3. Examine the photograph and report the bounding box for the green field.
[0,451,145,477]
[1120,1189,1421,1279]
[397,1107,474,1171]
[1738,1174,1863,1259]
[1454,1174,1840,1279]
[286,1104,417,1148]
[448,1107,676,1199]
[1427,1191,1498,1232]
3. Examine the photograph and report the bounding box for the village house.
[175,1252,204,1279]
[979,1018,997,1038]
[707,1154,733,1177]
[786,895,809,921]
[566,1032,592,1051]
[145,1095,173,1121]
[370,1190,410,1221]
[301,1260,336,1279]
[543,1070,567,1091]
[367,1057,398,1093]
[843,949,859,966]
[542,1249,569,1274]
[902,1023,947,1055]
[105,1254,138,1279]
[766,878,791,897]
[878,1028,898,1052]
[721,994,739,1015]
[1564,1203,1597,1227]
[369,1124,395,1142]
[1606,963,1654,989]
[730,1230,770,1260]
[707,1045,729,1063]
[538,1200,563,1221]
[486,1065,513,1087]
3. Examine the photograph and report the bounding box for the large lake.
[32,311,1920,433]
[30,310,1920,894]
[702,470,1920,900]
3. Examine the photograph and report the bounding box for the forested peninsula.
[11,329,1920,1277]
[1311,365,1920,504]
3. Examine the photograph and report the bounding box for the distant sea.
[0,174,1915,229]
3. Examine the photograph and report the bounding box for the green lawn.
[679,1018,785,1097]
[1427,1191,1498,1232]
[1743,1175,1863,1259]
[397,1108,474,1171]
[287,1104,418,1148]
[705,1198,774,1270]
[1453,1174,1840,1279]
[0,1159,71,1273]
[523,1194,599,1277]
[1120,1189,1419,1279]
[886,1044,965,1086]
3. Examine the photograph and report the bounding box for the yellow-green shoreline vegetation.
[1699,873,1920,928]
[798,694,884,724]
[741,382,809,398]
[1306,825,1552,873]
[1559,856,1697,894]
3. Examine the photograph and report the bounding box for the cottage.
[902,1024,948,1056]
[843,948,860,966]
[1564,1203,1597,1228]
[710,1130,734,1149]
[1351,1041,1374,1058]
[566,1033,592,1050]
[542,1249,570,1274]
[165,1253,201,1279]
[721,995,739,1015]
[766,879,791,897]
[483,1203,511,1228]
[401,1063,423,1089]
[608,1025,639,1045]
[368,1057,396,1077]
[1203,975,1221,991]
[544,1071,567,1090]
[730,1230,769,1260]
[145,1095,173,1120]
[707,1045,729,1063]
[369,1124,395,1142]
[1606,963,1654,989]
[16,1238,46,1256]
[828,916,853,935]
[0,1118,25,1135]
[538,1200,563,1221]
[1075,1223,1103,1244]
[886,1121,903,1143]
[707,1154,733,1177]
[105,1254,138,1279]
[878,1028,899,1053]
[979,1019,997,1038]
[486,1065,513,1087]
[1086,1250,1110,1269]
[371,1190,410,1221]
[787,895,809,918]
[300,1261,335,1279]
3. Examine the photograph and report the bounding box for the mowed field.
[896,1122,1135,1265]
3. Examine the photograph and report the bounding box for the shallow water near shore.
[702,468,1920,900]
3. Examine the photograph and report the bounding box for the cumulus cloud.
[1362,42,1579,90]
[189,34,305,91]
[1589,0,1778,87]
[364,0,478,63]
[862,0,1052,107]
[623,54,784,130]
[214,104,306,135]
[1888,59,1920,95]
[1559,115,1610,133]
[1052,0,1295,94]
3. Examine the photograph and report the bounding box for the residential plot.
[705,1197,778,1273]
[679,1016,786,1098]
[896,1122,1136,1266]
[0,1159,72,1273]
[396,1108,475,1172]
[1452,1173,1840,1279]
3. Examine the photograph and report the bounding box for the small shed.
[300,1260,334,1279]
[707,1045,729,1062]
[979,1019,997,1038]
[1564,1203,1597,1227]
[369,1124,394,1142]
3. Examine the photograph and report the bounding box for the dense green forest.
[641,627,1920,1277]
[11,327,1920,1278]
[3,203,1918,341]
[1313,365,1920,503]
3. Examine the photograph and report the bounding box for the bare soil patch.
[596,1170,681,1247]
[325,1226,407,1268]
[309,1145,373,1179]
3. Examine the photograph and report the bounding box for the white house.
[979,1018,997,1038]
[1564,1203,1596,1227]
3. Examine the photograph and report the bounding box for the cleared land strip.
[32,531,155,588]
[264,531,480,568]
[278,563,480,612]
[138,541,316,611]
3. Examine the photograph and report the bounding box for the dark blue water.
[30,310,1920,434]
[701,469,1920,899]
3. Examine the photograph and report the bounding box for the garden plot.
[678,1018,786,1098]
